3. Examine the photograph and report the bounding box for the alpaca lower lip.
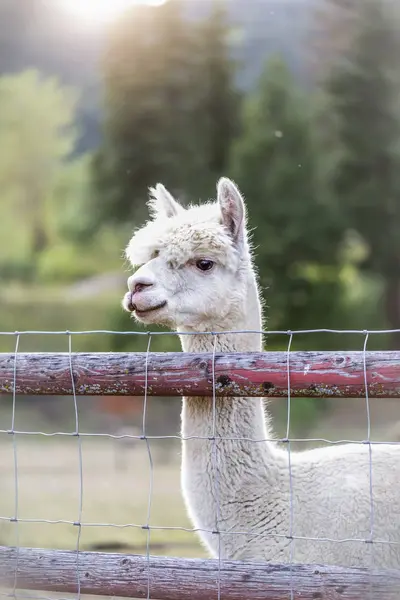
[135,301,167,315]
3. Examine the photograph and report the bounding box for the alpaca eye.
[196,259,214,272]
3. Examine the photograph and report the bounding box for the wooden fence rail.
[1,546,400,600]
[0,351,400,397]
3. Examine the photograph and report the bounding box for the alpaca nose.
[128,274,154,295]
[134,281,152,294]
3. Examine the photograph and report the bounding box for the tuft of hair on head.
[217,177,246,244]
[147,183,184,220]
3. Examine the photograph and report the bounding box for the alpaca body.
[123,177,400,568]
[182,398,400,568]
[181,332,400,568]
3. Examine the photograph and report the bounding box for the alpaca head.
[122,177,255,331]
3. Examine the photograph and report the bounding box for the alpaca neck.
[178,267,275,449]
[178,269,282,557]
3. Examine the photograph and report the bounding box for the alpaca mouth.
[134,301,167,316]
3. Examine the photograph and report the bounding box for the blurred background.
[1,0,400,559]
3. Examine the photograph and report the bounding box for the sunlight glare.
[58,0,166,24]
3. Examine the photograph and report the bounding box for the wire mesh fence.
[1,329,400,599]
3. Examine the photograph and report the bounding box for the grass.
[0,436,205,558]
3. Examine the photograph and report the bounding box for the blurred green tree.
[92,0,239,226]
[52,154,94,243]
[0,69,78,271]
[35,154,127,283]
[230,58,344,333]
[324,0,400,346]
[194,0,241,180]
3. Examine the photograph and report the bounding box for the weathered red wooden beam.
[0,351,400,398]
[1,546,400,600]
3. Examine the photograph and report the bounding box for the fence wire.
[0,328,400,600]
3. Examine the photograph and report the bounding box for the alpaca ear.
[217,177,245,243]
[148,184,184,219]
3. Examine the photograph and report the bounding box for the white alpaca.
[122,178,400,568]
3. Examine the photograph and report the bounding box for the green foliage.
[51,154,95,244]
[36,226,128,284]
[0,70,80,272]
[92,0,240,226]
[37,244,100,283]
[231,58,344,331]
[0,70,116,284]
[324,0,400,342]
[194,0,241,179]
